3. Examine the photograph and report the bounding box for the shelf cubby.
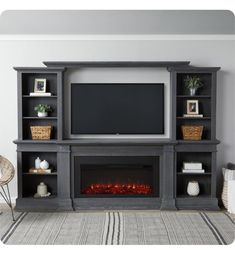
[22,73,58,96]
[21,152,57,173]
[177,175,211,198]
[22,175,57,198]
[176,73,212,96]
[176,151,212,198]
[176,152,212,173]
[22,96,57,118]
[177,98,211,118]
[21,151,58,198]
[23,119,57,140]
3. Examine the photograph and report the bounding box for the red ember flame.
[82,183,152,195]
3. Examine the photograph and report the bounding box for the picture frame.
[187,100,199,115]
[34,79,47,93]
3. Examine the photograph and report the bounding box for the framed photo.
[187,100,199,115]
[34,79,47,93]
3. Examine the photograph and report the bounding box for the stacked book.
[29,92,52,96]
[29,168,52,174]
[182,162,205,173]
[183,114,203,118]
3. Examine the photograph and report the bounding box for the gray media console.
[14,61,220,211]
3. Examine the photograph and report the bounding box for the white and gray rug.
[0,209,234,245]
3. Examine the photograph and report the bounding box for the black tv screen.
[71,83,164,135]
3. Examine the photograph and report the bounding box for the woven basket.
[30,126,52,140]
[181,125,203,140]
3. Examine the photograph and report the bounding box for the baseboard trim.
[0,196,16,204]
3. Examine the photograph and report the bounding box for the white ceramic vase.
[187,181,200,196]
[40,160,49,170]
[38,112,48,117]
[35,157,41,169]
[37,182,48,196]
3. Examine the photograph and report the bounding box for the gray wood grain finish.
[161,145,176,210]
[175,197,219,210]
[73,197,161,210]
[43,61,190,68]
[170,71,177,140]
[57,71,64,140]
[167,66,221,72]
[17,71,23,140]
[13,67,66,72]
[14,62,221,211]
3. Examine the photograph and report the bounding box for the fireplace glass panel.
[74,157,159,197]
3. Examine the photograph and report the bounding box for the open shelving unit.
[170,66,220,209]
[14,67,65,209]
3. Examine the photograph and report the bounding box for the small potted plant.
[34,104,52,117]
[184,75,203,96]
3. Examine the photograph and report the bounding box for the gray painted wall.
[0,10,234,34]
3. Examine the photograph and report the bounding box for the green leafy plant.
[34,104,52,113]
[184,75,203,90]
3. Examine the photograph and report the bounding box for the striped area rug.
[1,211,234,245]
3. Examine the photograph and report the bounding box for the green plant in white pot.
[184,75,203,96]
[34,104,52,117]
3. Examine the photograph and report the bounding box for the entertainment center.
[14,61,220,211]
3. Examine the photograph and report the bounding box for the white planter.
[187,181,200,196]
[189,88,197,96]
[40,160,49,170]
[37,112,48,117]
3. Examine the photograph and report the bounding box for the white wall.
[0,39,234,200]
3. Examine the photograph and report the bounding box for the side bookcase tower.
[14,67,72,210]
[169,66,220,209]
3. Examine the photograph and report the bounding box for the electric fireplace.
[74,156,159,198]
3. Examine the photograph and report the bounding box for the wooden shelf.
[176,195,211,199]
[14,139,58,144]
[23,172,57,176]
[177,95,211,98]
[177,140,219,144]
[177,172,211,176]
[23,117,57,120]
[177,117,211,120]
[22,95,57,98]
[22,195,57,199]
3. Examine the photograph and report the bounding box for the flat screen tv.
[71,83,164,135]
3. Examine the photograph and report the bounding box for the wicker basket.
[30,126,52,140]
[181,125,203,140]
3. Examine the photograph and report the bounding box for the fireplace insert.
[73,156,159,197]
